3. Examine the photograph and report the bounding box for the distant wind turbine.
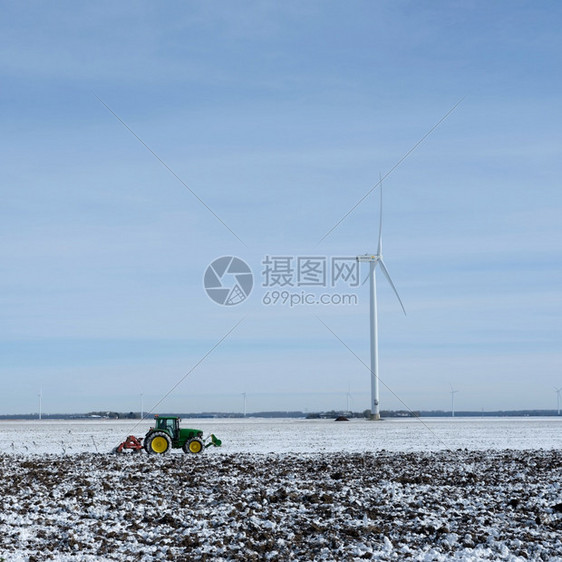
[356,181,406,420]
[242,392,247,417]
[555,387,561,416]
[346,385,353,412]
[450,385,459,417]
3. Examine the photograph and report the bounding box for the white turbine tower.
[346,384,353,413]
[554,387,561,415]
[242,392,247,418]
[356,184,406,420]
[450,385,459,417]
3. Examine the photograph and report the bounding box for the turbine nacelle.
[356,254,380,263]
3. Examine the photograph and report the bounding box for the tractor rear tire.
[184,438,204,454]
[145,431,172,454]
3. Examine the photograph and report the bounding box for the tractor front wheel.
[145,431,172,454]
[184,438,204,454]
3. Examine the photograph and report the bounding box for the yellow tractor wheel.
[184,438,204,454]
[146,431,171,454]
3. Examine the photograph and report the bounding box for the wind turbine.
[356,182,406,420]
[242,392,247,417]
[345,384,353,412]
[38,387,42,421]
[450,385,459,417]
[554,387,562,415]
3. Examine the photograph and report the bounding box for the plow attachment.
[113,435,144,454]
[206,434,222,448]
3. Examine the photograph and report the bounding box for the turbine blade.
[378,259,406,316]
[377,174,383,256]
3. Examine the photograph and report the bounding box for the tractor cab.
[154,416,180,439]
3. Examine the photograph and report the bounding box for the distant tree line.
[0,409,560,420]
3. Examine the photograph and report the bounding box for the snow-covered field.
[2,416,562,455]
[1,418,561,561]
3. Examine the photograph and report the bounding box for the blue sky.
[1,1,561,414]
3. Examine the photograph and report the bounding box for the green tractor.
[144,416,222,454]
[114,415,222,454]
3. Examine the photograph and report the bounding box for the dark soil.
[0,450,561,560]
